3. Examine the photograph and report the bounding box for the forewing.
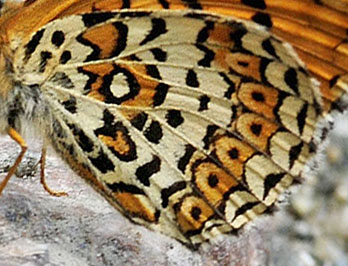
[19,0,347,114]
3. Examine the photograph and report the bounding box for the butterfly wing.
[3,0,347,112]
[44,0,348,113]
[9,9,331,247]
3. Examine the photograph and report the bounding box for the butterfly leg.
[0,128,28,195]
[39,144,68,197]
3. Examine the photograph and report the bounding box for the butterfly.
[0,0,347,249]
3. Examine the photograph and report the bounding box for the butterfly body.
[0,0,347,249]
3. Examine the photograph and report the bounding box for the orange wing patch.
[115,191,159,223]
[236,113,279,152]
[211,135,256,180]
[238,83,279,120]
[81,23,122,59]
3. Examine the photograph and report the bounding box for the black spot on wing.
[39,51,52,72]
[220,72,236,99]
[208,174,219,187]
[233,202,260,221]
[161,181,187,208]
[196,21,214,43]
[146,65,162,79]
[67,123,94,153]
[140,18,167,45]
[263,173,286,200]
[130,112,148,131]
[25,28,45,62]
[229,27,248,49]
[186,69,199,87]
[129,54,142,62]
[229,148,239,159]
[262,38,278,58]
[259,58,272,84]
[237,60,249,67]
[252,92,265,102]
[191,207,202,220]
[144,121,163,144]
[297,103,308,135]
[61,96,77,114]
[51,30,65,47]
[241,0,266,9]
[166,110,184,128]
[178,144,195,173]
[107,181,145,194]
[272,90,287,121]
[252,12,273,28]
[111,22,128,57]
[60,50,72,64]
[250,123,262,137]
[198,95,210,111]
[196,44,215,67]
[289,142,303,169]
[136,156,161,186]
[150,48,167,62]
[89,149,115,174]
[81,12,114,27]
[153,83,169,106]
[284,68,299,95]
[202,125,219,149]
